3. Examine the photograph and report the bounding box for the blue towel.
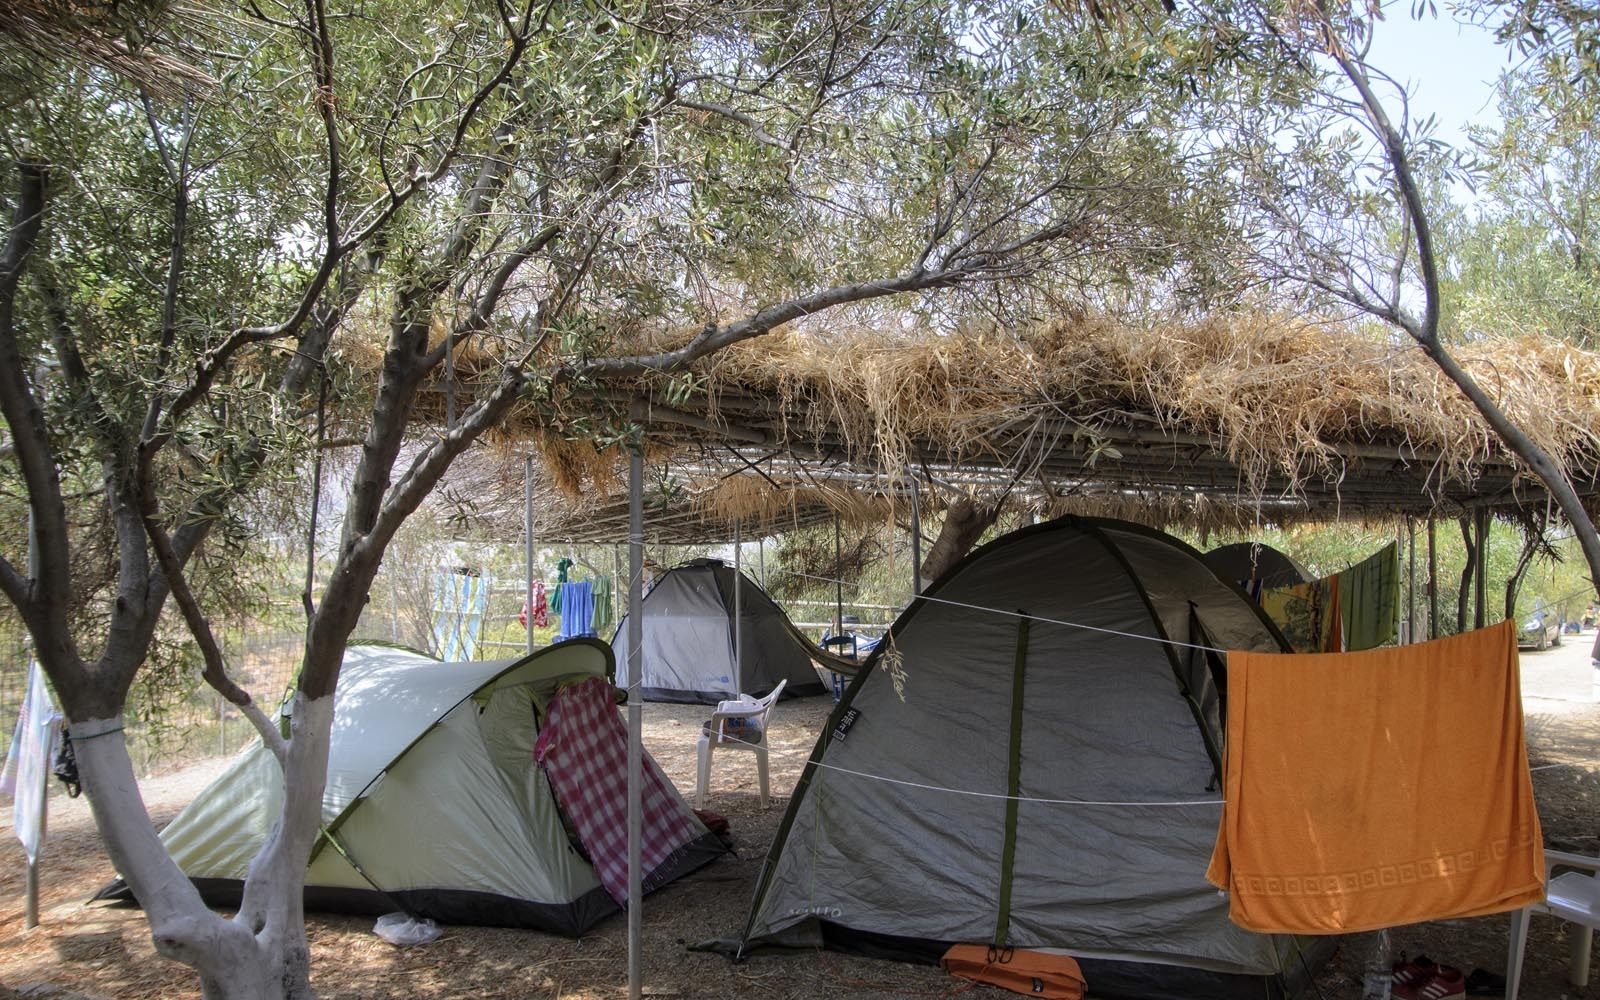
[556,580,597,641]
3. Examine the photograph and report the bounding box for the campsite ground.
[4,641,1600,1000]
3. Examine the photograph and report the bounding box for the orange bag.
[939,944,1087,999]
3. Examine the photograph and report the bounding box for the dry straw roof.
[440,312,1600,541]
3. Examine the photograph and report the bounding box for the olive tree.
[0,1,1286,996]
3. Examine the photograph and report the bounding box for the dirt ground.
[5,639,1600,1000]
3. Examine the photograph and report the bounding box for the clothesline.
[711,728,1224,808]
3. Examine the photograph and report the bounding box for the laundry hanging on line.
[520,579,548,630]
[2,661,63,866]
[1207,620,1544,934]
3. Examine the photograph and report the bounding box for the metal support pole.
[525,455,536,655]
[834,515,844,634]
[733,518,744,693]
[910,486,923,596]
[1407,519,1417,643]
[24,752,46,929]
[24,510,41,930]
[1475,507,1490,630]
[626,448,644,1000]
[1428,516,1438,640]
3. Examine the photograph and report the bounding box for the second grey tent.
[1205,541,1312,592]
[741,516,1327,1000]
[611,558,829,703]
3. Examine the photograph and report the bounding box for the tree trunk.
[70,694,335,1000]
[918,497,1000,588]
[1456,515,1475,635]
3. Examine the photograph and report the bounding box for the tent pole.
[1428,516,1438,640]
[733,518,744,694]
[626,448,644,1000]
[758,536,766,589]
[525,455,535,655]
[910,485,922,596]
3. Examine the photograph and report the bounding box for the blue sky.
[1364,6,1511,148]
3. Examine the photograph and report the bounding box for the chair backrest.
[753,679,786,724]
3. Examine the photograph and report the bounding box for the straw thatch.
[384,310,1600,540]
[1,0,217,96]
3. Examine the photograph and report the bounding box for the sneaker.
[1414,966,1467,1000]
[1392,955,1437,999]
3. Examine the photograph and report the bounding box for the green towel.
[591,575,614,636]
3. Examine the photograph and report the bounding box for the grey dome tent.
[740,517,1328,1000]
[610,558,830,704]
[98,639,724,934]
[1205,541,1313,591]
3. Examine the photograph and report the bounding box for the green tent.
[100,638,722,934]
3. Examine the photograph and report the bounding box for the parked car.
[1519,612,1562,650]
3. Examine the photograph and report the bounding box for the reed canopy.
[390,312,1600,542]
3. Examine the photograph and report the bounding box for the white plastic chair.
[1507,849,1600,998]
[695,679,785,808]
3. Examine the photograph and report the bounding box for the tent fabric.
[742,516,1320,1000]
[610,559,828,704]
[1207,620,1543,933]
[98,639,723,934]
[535,677,709,905]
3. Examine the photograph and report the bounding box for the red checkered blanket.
[534,677,707,905]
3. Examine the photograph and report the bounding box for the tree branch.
[576,266,970,378]
[0,159,71,626]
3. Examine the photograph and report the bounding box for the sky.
[1364,5,1512,149]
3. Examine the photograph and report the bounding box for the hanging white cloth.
[2,661,63,864]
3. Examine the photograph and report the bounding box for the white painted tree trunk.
[70,694,336,1000]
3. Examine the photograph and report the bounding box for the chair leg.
[1569,922,1593,987]
[695,737,712,809]
[1507,907,1531,1000]
[755,744,770,808]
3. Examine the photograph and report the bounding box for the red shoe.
[1414,966,1467,1000]
[1392,955,1437,999]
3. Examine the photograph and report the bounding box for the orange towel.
[1206,620,1544,933]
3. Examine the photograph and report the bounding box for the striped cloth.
[534,677,706,905]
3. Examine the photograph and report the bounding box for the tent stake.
[626,447,644,1000]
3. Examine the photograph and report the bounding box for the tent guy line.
[844,587,1234,654]
[717,729,1226,808]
